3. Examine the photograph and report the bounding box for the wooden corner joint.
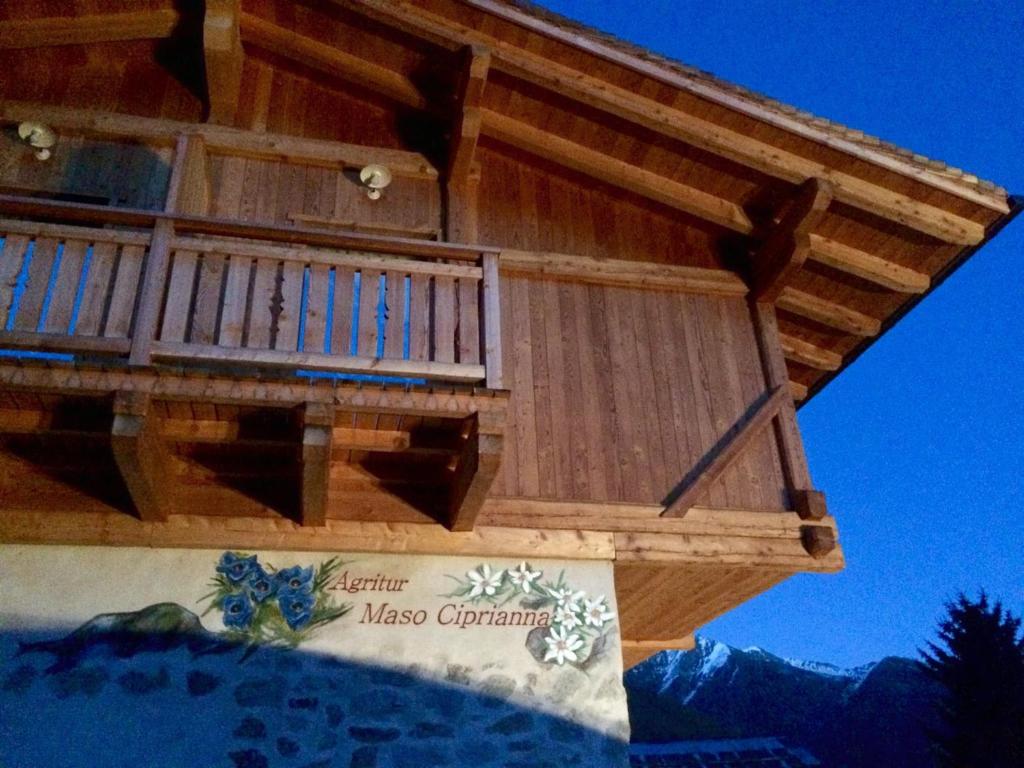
[800,524,836,559]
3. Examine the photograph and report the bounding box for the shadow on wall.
[0,615,629,768]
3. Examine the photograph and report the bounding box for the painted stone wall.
[0,545,629,767]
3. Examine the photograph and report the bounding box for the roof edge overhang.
[799,193,1024,408]
[467,0,1010,213]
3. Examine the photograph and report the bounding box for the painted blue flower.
[278,589,316,631]
[274,565,314,593]
[247,564,276,603]
[217,552,259,584]
[222,592,255,629]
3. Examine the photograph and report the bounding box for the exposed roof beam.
[0,9,179,49]
[779,333,843,371]
[480,109,754,234]
[808,234,930,293]
[777,287,881,337]
[204,0,244,125]
[334,0,995,241]
[750,178,833,301]
[0,101,439,178]
[239,13,429,111]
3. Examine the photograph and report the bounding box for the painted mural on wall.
[0,545,630,767]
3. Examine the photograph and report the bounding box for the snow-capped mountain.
[626,637,942,768]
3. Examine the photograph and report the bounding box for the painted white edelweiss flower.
[466,564,504,598]
[507,562,542,593]
[547,586,586,611]
[544,625,584,666]
[554,605,582,630]
[583,596,615,628]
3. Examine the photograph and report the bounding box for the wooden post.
[751,301,826,517]
[482,252,503,389]
[300,402,334,527]
[129,134,201,366]
[110,391,170,522]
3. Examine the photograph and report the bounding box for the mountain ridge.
[626,637,941,768]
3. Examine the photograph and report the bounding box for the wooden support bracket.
[446,46,490,243]
[300,402,334,528]
[751,178,834,301]
[448,414,503,531]
[110,391,170,522]
[662,386,788,517]
[793,489,828,521]
[204,0,244,125]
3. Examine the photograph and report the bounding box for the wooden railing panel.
[191,253,227,346]
[276,261,305,352]
[357,269,379,357]
[160,249,199,343]
[74,242,118,337]
[304,263,331,354]
[247,258,279,350]
[383,270,406,360]
[218,255,251,347]
[41,239,88,335]
[458,276,481,365]
[331,266,356,356]
[409,274,431,361]
[12,236,60,333]
[0,198,498,387]
[104,244,145,338]
[0,235,30,329]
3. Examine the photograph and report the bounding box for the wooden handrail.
[0,194,498,261]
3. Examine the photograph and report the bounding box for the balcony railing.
[0,195,503,389]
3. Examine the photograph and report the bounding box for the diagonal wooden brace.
[662,386,788,517]
[111,391,170,521]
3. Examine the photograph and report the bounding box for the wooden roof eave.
[797,194,1024,407]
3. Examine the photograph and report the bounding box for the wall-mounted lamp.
[359,164,392,201]
[17,122,56,161]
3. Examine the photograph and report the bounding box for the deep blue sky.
[538,0,1024,667]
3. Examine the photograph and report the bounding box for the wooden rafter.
[481,109,755,234]
[239,13,428,111]
[751,178,833,301]
[778,333,843,371]
[0,9,179,49]
[204,0,244,125]
[448,415,504,532]
[110,392,170,522]
[662,386,788,517]
[334,0,995,241]
[776,287,881,337]
[808,234,930,293]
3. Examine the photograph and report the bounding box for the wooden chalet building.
[0,0,1017,677]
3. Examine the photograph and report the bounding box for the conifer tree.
[918,593,1024,768]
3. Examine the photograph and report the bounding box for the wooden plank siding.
[491,276,790,510]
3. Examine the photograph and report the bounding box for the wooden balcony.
[0,194,507,531]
